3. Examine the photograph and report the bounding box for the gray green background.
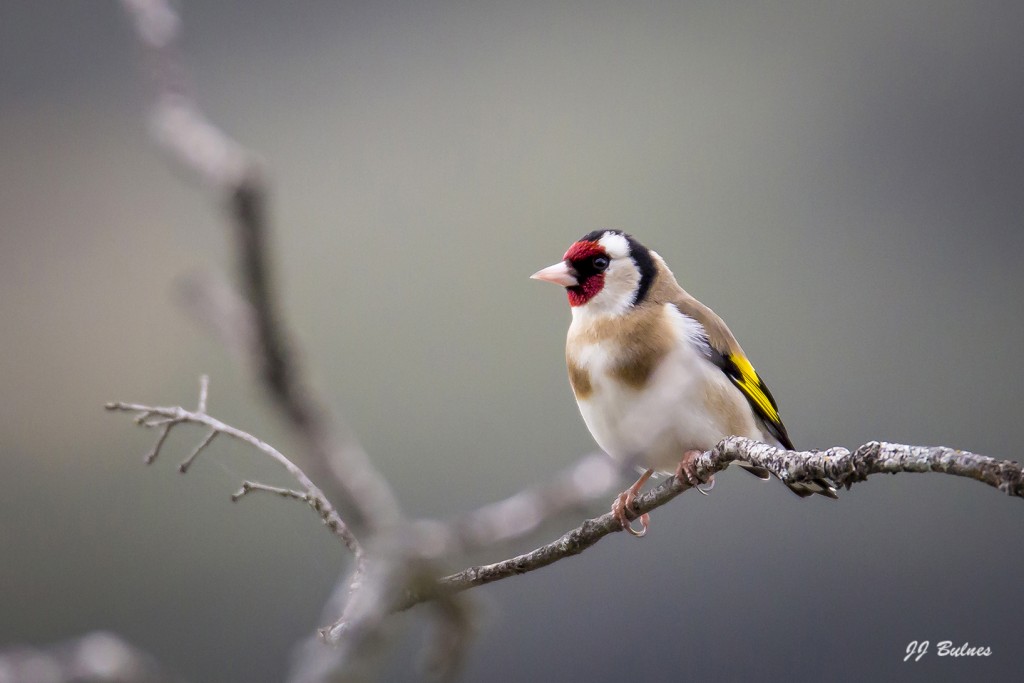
[2,1,1022,681]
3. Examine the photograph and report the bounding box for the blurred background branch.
[120,0,401,536]
[0,632,186,683]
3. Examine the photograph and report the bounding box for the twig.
[394,437,1023,611]
[232,481,309,503]
[106,396,362,560]
[197,373,209,413]
[178,429,216,473]
[229,480,367,547]
[143,421,178,465]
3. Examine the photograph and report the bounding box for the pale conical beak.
[530,261,579,287]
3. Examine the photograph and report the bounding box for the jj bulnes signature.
[905,641,992,661]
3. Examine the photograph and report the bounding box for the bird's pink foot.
[675,450,714,495]
[612,468,653,537]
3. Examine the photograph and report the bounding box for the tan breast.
[566,357,594,400]
[566,304,675,398]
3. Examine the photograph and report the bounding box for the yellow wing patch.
[720,351,832,494]
[726,353,781,424]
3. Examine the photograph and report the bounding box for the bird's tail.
[784,478,839,499]
[738,463,839,499]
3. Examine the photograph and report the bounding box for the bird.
[531,229,836,536]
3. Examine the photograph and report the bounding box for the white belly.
[572,316,763,473]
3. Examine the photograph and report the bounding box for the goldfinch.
[532,230,836,536]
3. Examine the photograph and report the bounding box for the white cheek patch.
[605,258,640,300]
[573,259,639,318]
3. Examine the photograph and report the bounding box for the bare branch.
[310,551,473,683]
[143,421,177,465]
[227,173,404,533]
[106,395,362,560]
[395,437,1023,611]
[178,429,216,473]
[229,480,366,549]
[450,453,617,549]
[176,272,257,359]
[699,437,1024,497]
[232,481,309,503]
[417,590,474,681]
[288,554,403,683]
[120,0,249,189]
[196,374,209,414]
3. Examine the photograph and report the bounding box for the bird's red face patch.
[563,240,604,263]
[563,240,607,307]
[567,273,605,307]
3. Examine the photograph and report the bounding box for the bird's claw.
[675,450,714,494]
[612,491,649,537]
[694,477,715,496]
[612,468,654,538]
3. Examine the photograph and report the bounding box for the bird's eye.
[592,256,609,271]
